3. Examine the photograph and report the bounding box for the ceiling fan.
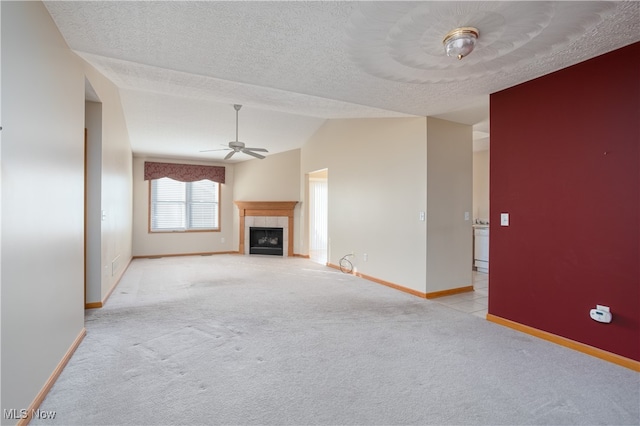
[201,104,268,160]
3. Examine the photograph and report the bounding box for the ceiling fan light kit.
[443,27,479,60]
[201,104,268,160]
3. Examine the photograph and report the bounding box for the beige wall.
[426,117,473,292]
[301,118,429,293]
[233,149,302,253]
[2,1,83,416]
[473,149,489,222]
[233,149,301,201]
[132,157,235,257]
[299,117,473,295]
[1,3,134,415]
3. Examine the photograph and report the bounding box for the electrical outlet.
[363,253,368,262]
[221,237,225,243]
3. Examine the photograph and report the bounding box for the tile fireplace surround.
[234,201,298,257]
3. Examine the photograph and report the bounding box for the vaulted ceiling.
[44,1,640,162]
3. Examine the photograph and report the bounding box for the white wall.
[301,118,429,293]
[473,149,489,222]
[1,1,86,416]
[233,149,301,253]
[83,63,134,302]
[426,117,473,292]
[132,157,235,257]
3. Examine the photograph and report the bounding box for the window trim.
[148,178,221,233]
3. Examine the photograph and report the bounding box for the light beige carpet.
[32,255,639,425]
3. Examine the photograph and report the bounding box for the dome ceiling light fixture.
[347,2,616,83]
[443,27,479,60]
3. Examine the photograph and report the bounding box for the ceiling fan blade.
[200,148,231,152]
[201,105,266,160]
[242,149,265,159]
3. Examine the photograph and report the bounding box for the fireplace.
[250,227,283,256]
[235,201,298,257]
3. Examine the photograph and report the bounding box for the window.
[150,178,219,232]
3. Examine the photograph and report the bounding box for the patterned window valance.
[144,161,225,183]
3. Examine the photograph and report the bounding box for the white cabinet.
[474,227,489,273]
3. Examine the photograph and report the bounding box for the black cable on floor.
[339,254,354,274]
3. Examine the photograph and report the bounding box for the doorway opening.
[85,78,102,308]
[308,169,328,264]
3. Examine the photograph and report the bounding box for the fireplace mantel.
[235,201,298,256]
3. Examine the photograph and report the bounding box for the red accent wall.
[489,42,640,361]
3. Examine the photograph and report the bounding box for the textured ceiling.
[44,1,640,161]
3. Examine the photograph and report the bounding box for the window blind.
[150,178,219,231]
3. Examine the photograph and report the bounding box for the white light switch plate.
[500,213,509,226]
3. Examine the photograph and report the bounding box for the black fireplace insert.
[249,227,284,256]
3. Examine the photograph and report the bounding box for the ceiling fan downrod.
[234,104,242,142]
